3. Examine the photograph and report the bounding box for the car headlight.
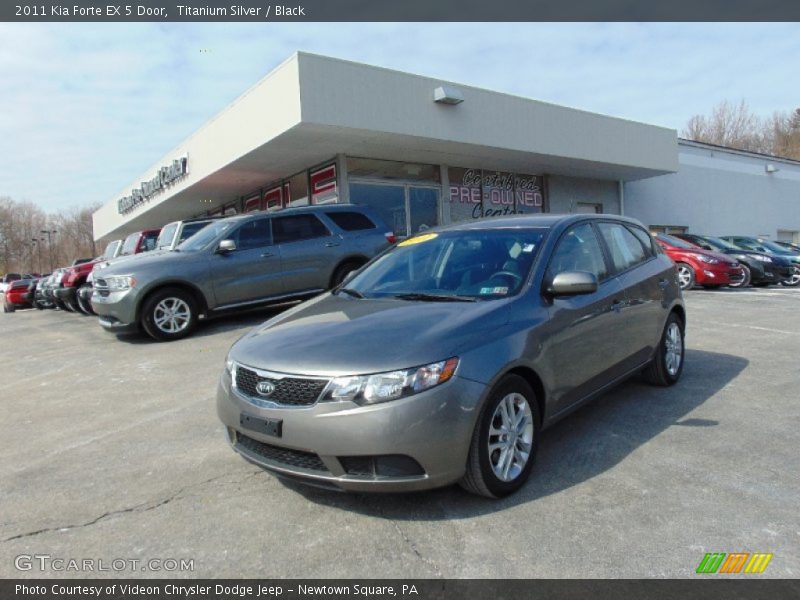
[752,255,772,263]
[105,275,136,291]
[225,354,237,379]
[695,254,720,264]
[324,358,459,406]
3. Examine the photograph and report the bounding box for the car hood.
[97,249,193,276]
[719,248,793,265]
[230,293,513,376]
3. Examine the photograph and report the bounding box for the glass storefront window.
[347,157,440,183]
[311,164,337,204]
[350,183,408,237]
[286,172,309,207]
[447,167,545,222]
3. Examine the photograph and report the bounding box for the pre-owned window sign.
[117,156,189,215]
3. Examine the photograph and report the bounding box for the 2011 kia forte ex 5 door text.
[217,214,686,498]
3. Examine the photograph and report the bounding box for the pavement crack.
[1,472,241,543]
[389,520,442,577]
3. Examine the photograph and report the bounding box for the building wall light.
[434,86,464,105]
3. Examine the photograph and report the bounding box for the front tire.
[729,264,751,288]
[76,286,96,315]
[643,312,685,386]
[460,375,540,498]
[781,267,800,287]
[676,263,695,290]
[140,288,198,342]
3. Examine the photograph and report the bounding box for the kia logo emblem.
[256,381,275,396]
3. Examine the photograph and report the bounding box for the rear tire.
[643,312,685,387]
[460,375,540,498]
[140,287,198,342]
[676,263,695,290]
[729,264,751,288]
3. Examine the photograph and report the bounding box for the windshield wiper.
[336,287,365,299]
[393,293,478,302]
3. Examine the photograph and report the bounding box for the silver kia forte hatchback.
[217,214,685,498]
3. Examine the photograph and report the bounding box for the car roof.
[439,213,646,232]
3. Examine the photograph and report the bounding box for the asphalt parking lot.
[1,287,798,578]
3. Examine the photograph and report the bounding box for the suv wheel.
[643,312,685,386]
[460,375,540,498]
[330,261,363,288]
[675,263,695,290]
[141,288,198,342]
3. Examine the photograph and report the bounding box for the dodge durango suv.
[92,205,394,341]
[217,214,685,498]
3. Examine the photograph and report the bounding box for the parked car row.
[654,233,800,290]
[6,206,396,343]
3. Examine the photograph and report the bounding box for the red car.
[3,278,36,312]
[655,234,745,290]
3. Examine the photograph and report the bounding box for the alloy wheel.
[153,297,191,334]
[488,393,534,482]
[664,321,683,376]
[677,265,693,289]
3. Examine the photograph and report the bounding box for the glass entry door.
[349,182,440,238]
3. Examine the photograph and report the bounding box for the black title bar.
[3,0,800,22]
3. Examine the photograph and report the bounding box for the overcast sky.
[1,22,798,213]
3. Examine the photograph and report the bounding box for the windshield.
[703,236,740,250]
[120,233,139,255]
[102,240,121,259]
[657,233,699,250]
[758,239,795,254]
[176,220,237,252]
[156,223,178,249]
[344,228,547,300]
[179,221,213,245]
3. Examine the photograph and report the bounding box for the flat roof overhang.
[93,52,678,241]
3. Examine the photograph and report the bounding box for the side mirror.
[217,239,236,254]
[547,271,598,297]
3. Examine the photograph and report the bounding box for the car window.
[325,211,376,231]
[626,225,656,258]
[156,224,178,249]
[233,218,272,251]
[599,222,647,272]
[547,223,607,281]
[142,231,159,252]
[179,222,211,244]
[273,214,331,244]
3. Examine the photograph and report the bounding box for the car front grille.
[235,366,328,406]
[235,433,328,472]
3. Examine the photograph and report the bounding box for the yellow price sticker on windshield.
[398,233,438,247]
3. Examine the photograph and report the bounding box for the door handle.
[260,252,274,258]
[324,241,341,247]
[658,279,669,289]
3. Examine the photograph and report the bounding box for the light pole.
[31,238,43,274]
[40,229,56,271]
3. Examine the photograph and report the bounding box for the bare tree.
[684,101,800,160]
[0,197,100,274]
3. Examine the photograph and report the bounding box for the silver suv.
[217,214,685,497]
[92,205,394,341]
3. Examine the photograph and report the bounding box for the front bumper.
[216,369,487,492]
[694,263,744,286]
[91,288,139,332]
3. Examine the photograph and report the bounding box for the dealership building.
[92,52,800,244]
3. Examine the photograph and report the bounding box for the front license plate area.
[240,413,283,438]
